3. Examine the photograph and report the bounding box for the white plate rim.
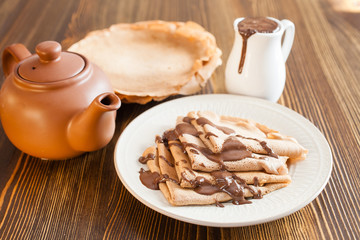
[113,94,333,227]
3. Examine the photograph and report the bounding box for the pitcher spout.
[67,92,121,152]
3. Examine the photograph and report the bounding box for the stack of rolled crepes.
[139,111,308,206]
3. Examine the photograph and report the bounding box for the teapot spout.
[67,92,121,152]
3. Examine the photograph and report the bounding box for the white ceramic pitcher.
[225,17,295,102]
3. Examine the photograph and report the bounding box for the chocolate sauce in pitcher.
[237,17,279,73]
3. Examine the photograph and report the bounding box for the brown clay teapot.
[0,41,121,160]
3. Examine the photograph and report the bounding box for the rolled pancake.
[158,180,288,206]
[168,139,291,188]
[145,141,289,206]
[187,111,308,161]
[173,120,289,174]
[68,21,222,104]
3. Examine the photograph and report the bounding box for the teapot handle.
[280,20,295,62]
[2,43,31,77]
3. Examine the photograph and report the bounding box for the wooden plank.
[0,0,359,239]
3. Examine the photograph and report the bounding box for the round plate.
[114,94,332,227]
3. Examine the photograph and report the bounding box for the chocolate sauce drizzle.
[205,132,218,139]
[155,135,163,143]
[162,129,178,142]
[236,134,279,158]
[175,122,200,138]
[184,117,279,159]
[138,153,156,164]
[184,140,251,170]
[193,171,262,205]
[159,155,174,167]
[260,141,278,158]
[138,168,161,190]
[253,176,259,187]
[173,119,253,169]
[182,117,194,123]
[215,200,224,208]
[196,117,235,135]
[237,17,279,73]
[139,168,178,190]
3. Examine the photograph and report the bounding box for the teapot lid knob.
[36,41,61,62]
[17,40,85,83]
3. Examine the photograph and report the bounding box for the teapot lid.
[18,41,85,82]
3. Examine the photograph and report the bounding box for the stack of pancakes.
[139,111,308,206]
[68,21,222,104]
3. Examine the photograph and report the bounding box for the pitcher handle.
[280,19,295,62]
[2,43,31,77]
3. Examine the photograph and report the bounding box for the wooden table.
[1,0,359,239]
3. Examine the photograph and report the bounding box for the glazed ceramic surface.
[114,94,332,227]
[225,17,295,102]
[0,41,121,159]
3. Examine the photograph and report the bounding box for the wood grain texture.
[0,0,359,239]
